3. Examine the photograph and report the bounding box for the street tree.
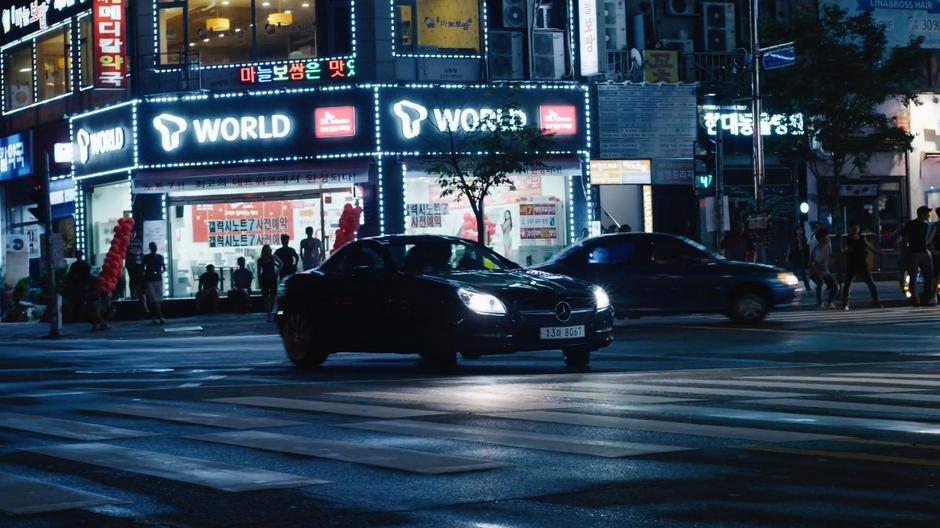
[764,3,929,235]
[424,100,556,246]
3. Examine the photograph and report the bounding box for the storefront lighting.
[207,18,231,32]
[18,67,32,73]
[262,1,270,6]
[302,2,310,6]
[203,38,211,43]
[268,12,293,26]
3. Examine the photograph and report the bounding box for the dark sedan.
[534,233,801,322]
[277,235,615,369]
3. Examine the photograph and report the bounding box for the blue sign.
[855,0,940,14]
[762,45,796,70]
[0,132,31,181]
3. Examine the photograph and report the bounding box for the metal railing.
[603,50,748,86]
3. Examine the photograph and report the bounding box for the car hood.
[422,269,596,305]
[718,259,784,274]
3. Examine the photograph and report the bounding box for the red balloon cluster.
[95,217,135,294]
[459,213,496,243]
[331,203,362,253]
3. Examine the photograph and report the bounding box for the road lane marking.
[26,443,325,491]
[740,445,940,468]
[208,396,448,419]
[188,430,509,474]
[738,398,940,419]
[0,412,156,441]
[640,379,924,393]
[527,382,816,400]
[858,393,940,405]
[743,375,940,388]
[675,325,935,339]
[480,411,843,443]
[0,472,122,515]
[329,389,693,408]
[613,404,940,435]
[841,372,940,379]
[81,403,305,429]
[339,419,691,458]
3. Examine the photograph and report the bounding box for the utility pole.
[749,0,764,206]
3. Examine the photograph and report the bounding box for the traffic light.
[693,138,717,195]
[26,174,50,225]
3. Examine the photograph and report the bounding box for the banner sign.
[415,0,480,51]
[380,85,588,154]
[407,203,449,228]
[0,0,89,45]
[238,58,356,85]
[137,88,375,168]
[596,83,696,159]
[0,132,31,181]
[589,159,651,184]
[519,200,559,242]
[192,201,294,248]
[93,0,126,87]
[578,0,600,76]
[701,105,804,137]
[644,50,679,83]
[827,0,940,48]
[132,163,370,194]
[71,102,135,178]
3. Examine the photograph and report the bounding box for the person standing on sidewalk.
[809,229,839,308]
[125,231,148,318]
[142,242,167,324]
[841,223,885,310]
[300,227,324,271]
[258,244,282,322]
[899,206,935,306]
[274,234,299,279]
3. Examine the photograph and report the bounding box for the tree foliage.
[425,99,556,246]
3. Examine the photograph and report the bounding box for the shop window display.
[37,28,71,102]
[404,172,568,266]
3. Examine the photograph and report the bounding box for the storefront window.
[255,0,317,61]
[167,189,354,296]
[80,17,94,86]
[88,182,131,267]
[189,0,251,65]
[5,44,33,111]
[394,0,481,54]
[403,170,569,266]
[158,6,186,65]
[37,28,71,101]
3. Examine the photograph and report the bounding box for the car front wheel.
[563,347,591,369]
[283,312,329,369]
[729,291,769,323]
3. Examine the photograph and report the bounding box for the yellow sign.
[643,50,679,83]
[416,0,480,52]
[590,159,651,185]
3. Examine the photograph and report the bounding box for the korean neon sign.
[238,58,356,84]
[93,0,126,88]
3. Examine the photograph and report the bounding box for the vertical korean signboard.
[93,0,126,88]
[578,0,600,76]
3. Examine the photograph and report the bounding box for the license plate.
[540,325,585,339]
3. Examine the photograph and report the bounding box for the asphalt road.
[2,304,940,527]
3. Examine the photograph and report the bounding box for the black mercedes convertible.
[277,235,615,369]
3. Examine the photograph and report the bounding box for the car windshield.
[386,239,513,274]
[678,236,722,259]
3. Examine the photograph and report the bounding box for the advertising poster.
[143,220,167,255]
[519,200,560,244]
[416,0,480,51]
[407,203,448,228]
[192,201,294,248]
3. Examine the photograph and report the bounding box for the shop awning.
[133,161,371,195]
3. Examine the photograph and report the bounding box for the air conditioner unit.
[502,0,529,29]
[489,30,524,79]
[667,0,695,16]
[702,2,735,52]
[603,0,627,51]
[532,29,566,79]
[659,38,695,81]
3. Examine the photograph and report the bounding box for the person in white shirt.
[809,229,839,308]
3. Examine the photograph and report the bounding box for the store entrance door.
[167,187,356,297]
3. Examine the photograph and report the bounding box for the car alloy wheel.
[284,312,328,368]
[730,292,768,323]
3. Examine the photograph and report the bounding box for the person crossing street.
[841,223,885,310]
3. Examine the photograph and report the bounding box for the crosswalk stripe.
[26,443,325,491]
[858,393,940,405]
[841,372,940,379]
[0,471,122,515]
[329,389,694,408]
[81,403,305,429]
[480,410,843,442]
[610,404,940,435]
[188,430,509,474]
[339,419,691,458]
[641,379,922,393]
[738,398,940,419]
[743,375,940,387]
[526,382,816,399]
[207,397,448,419]
[0,412,156,441]
[740,445,940,468]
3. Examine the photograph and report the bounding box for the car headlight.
[594,287,611,311]
[777,272,800,287]
[457,288,507,315]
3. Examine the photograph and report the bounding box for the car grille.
[517,307,595,326]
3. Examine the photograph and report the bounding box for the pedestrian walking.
[785,227,812,291]
[841,223,885,310]
[228,256,254,312]
[809,229,839,308]
[258,244,282,322]
[142,242,167,324]
[899,206,935,306]
[300,227,325,271]
[274,234,299,279]
[125,231,148,317]
[65,250,91,323]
